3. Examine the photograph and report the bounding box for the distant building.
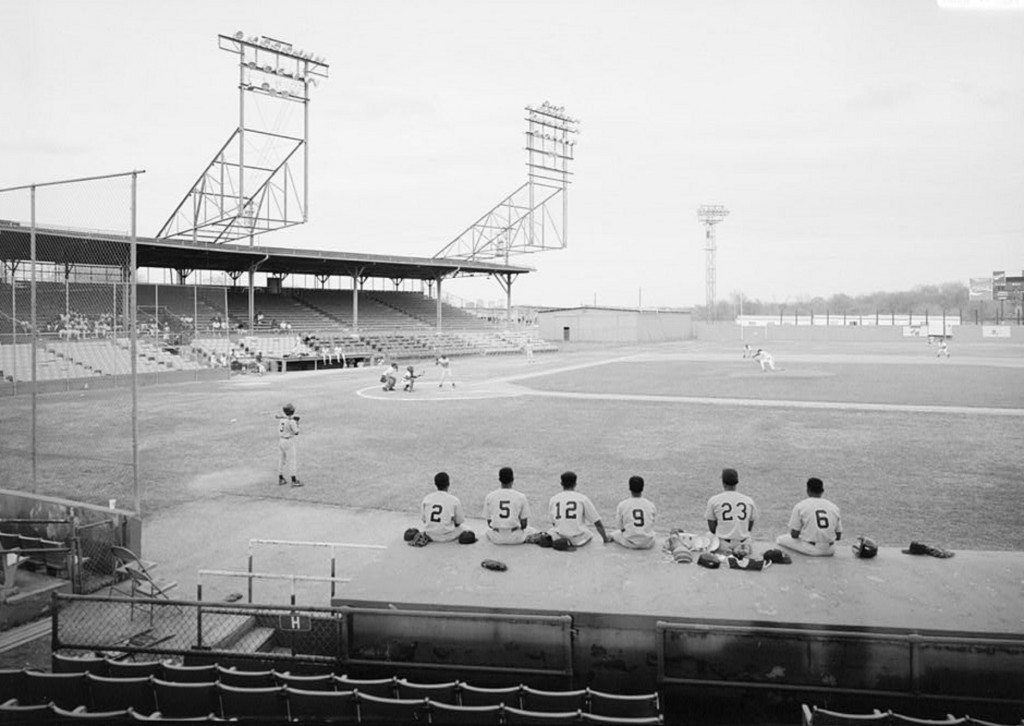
[537,306,692,343]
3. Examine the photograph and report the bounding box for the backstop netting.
[0,172,141,512]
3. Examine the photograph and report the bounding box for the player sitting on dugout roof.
[420,471,468,542]
[775,477,842,556]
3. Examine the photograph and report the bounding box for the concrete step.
[232,626,276,654]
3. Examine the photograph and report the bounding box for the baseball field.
[2,337,1023,552]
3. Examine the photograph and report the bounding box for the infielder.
[936,340,950,358]
[547,471,610,547]
[609,475,657,550]
[775,477,842,557]
[276,403,303,487]
[482,466,534,544]
[705,468,758,556]
[436,354,455,388]
[752,348,779,372]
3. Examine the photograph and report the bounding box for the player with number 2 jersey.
[421,471,466,542]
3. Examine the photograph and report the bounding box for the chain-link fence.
[0,172,140,511]
[55,593,344,668]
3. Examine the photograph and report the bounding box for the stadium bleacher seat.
[150,678,220,719]
[283,686,358,722]
[86,672,156,714]
[52,652,108,676]
[395,677,461,704]
[457,682,523,708]
[22,670,90,710]
[217,683,289,721]
[355,691,429,723]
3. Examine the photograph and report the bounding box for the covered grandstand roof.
[0,223,533,281]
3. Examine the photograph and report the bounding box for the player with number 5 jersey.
[547,471,610,546]
[776,477,843,556]
[705,468,759,555]
[420,471,466,542]
[609,475,657,549]
[483,466,534,544]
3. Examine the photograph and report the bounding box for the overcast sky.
[2,0,1022,308]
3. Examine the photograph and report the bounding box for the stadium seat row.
[802,704,1022,726]
[2,665,662,721]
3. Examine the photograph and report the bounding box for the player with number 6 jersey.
[420,471,467,542]
[776,477,843,556]
[483,466,534,544]
[610,475,657,549]
[547,471,610,546]
[705,468,759,555]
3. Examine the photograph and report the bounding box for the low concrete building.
[538,306,692,343]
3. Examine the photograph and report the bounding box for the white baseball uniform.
[483,488,531,544]
[705,490,758,553]
[610,496,657,549]
[776,496,842,556]
[548,490,602,546]
[421,490,465,542]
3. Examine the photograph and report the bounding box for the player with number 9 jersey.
[609,475,657,549]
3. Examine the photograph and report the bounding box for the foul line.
[518,389,1024,417]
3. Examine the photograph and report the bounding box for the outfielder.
[276,403,303,487]
[775,477,842,556]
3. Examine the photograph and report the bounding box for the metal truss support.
[157,31,328,245]
[434,102,578,264]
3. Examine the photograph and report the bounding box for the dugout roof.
[0,223,534,281]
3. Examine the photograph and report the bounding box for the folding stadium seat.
[217,683,289,721]
[580,713,664,725]
[213,663,276,688]
[105,658,165,679]
[0,668,26,703]
[150,678,221,719]
[804,705,893,726]
[333,674,397,698]
[52,652,109,675]
[394,677,460,704]
[86,673,156,714]
[274,670,337,691]
[22,670,90,710]
[426,699,504,725]
[159,662,217,683]
[50,703,131,721]
[285,686,359,722]
[585,688,661,719]
[502,705,584,725]
[889,714,966,726]
[520,685,588,713]
[457,682,523,708]
[355,692,429,724]
[0,698,53,722]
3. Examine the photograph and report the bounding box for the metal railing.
[198,569,352,606]
[246,538,386,602]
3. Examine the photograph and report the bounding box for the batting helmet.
[852,536,879,559]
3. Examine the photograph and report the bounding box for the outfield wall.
[693,323,1023,343]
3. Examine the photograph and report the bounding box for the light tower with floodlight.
[697,204,730,321]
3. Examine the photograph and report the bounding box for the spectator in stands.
[548,471,611,547]
[705,468,758,556]
[333,342,345,367]
[775,477,842,557]
[483,467,534,545]
[609,476,657,550]
[420,471,467,542]
[256,310,265,327]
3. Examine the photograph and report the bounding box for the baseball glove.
[403,527,420,542]
[902,541,953,558]
[551,537,576,552]
[728,556,770,571]
[408,531,432,547]
[852,536,879,559]
[696,553,722,569]
[458,530,478,545]
[481,559,507,572]
[762,548,793,565]
[530,533,554,548]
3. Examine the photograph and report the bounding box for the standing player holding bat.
[276,403,303,488]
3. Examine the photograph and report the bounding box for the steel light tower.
[158,31,329,245]
[697,204,729,321]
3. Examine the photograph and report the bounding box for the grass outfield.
[1,339,1022,552]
